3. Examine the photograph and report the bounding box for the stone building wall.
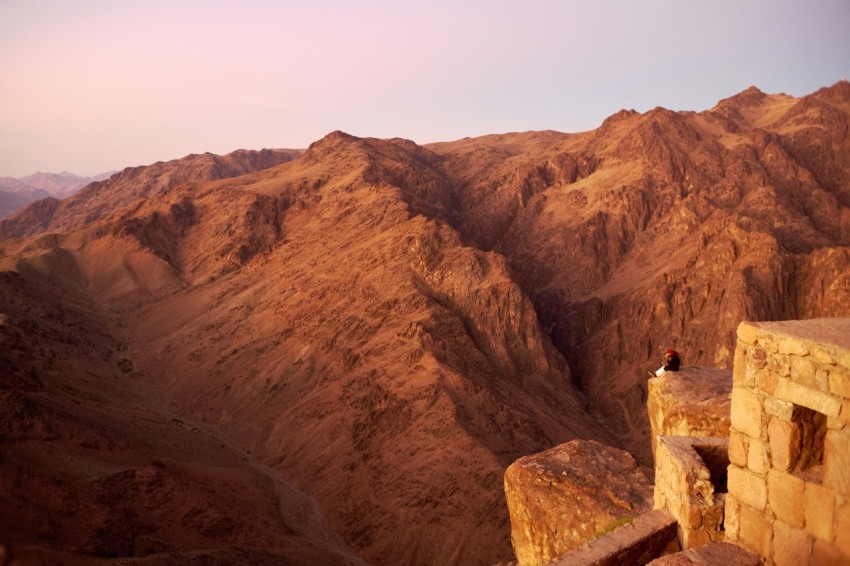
[653,435,728,549]
[725,319,850,565]
[648,367,732,549]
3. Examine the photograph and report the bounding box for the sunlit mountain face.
[1,82,849,565]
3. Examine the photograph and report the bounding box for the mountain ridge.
[1,81,849,565]
[0,170,115,219]
[0,148,302,239]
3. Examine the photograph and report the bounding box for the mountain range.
[1,81,849,565]
[0,171,115,219]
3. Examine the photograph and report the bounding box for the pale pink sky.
[1,0,848,177]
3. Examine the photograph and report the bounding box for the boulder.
[504,439,653,566]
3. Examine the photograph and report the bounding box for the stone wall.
[725,318,850,565]
[654,435,728,549]
[547,509,677,566]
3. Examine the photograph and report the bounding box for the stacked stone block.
[726,319,850,565]
[647,366,732,461]
[654,435,728,549]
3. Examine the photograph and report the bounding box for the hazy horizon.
[2,0,849,178]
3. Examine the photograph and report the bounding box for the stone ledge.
[737,319,850,370]
[647,541,761,565]
[547,509,677,566]
[656,436,728,472]
[648,366,732,459]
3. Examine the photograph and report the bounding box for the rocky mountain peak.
[306,130,361,151]
[714,85,768,110]
[812,78,850,102]
[601,108,639,128]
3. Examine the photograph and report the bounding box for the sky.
[1,0,849,178]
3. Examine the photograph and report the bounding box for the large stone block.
[679,527,712,549]
[737,322,760,346]
[728,430,748,468]
[746,437,769,475]
[805,481,835,542]
[730,387,763,440]
[504,439,653,566]
[829,364,850,399]
[767,470,804,528]
[764,396,795,420]
[738,501,773,557]
[683,498,703,530]
[778,337,811,357]
[775,378,842,418]
[824,428,850,496]
[836,502,850,558]
[791,355,825,391]
[773,520,813,566]
[724,494,741,541]
[842,400,850,427]
[728,465,767,510]
[733,342,748,386]
[812,539,850,566]
[769,417,801,472]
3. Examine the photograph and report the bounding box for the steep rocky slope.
[0,133,607,565]
[1,81,849,565]
[0,188,47,219]
[429,80,850,463]
[0,246,364,565]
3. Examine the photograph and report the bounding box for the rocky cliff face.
[1,82,849,565]
[0,132,607,565]
[430,80,850,465]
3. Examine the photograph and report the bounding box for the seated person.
[654,349,681,377]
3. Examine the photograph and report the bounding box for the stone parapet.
[547,508,677,566]
[726,318,850,565]
[654,435,728,549]
[647,541,761,565]
[647,366,732,461]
